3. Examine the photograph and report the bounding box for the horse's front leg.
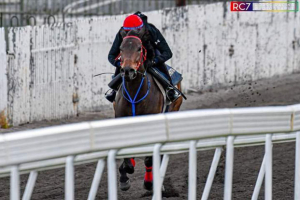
[144,156,154,191]
[119,158,135,191]
[144,155,165,191]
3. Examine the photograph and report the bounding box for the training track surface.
[0,73,300,199]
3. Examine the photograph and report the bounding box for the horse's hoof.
[120,179,131,191]
[143,181,153,191]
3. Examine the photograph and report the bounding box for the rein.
[118,36,150,116]
[122,72,150,116]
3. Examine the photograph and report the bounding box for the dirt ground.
[0,73,300,199]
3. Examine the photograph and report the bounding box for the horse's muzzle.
[121,67,137,81]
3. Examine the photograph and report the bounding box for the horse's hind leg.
[119,158,135,191]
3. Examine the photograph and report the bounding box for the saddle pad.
[167,65,183,85]
[153,65,183,85]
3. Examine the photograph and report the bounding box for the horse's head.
[119,30,147,81]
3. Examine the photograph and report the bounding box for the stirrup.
[105,89,116,103]
[166,87,181,102]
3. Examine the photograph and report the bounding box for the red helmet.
[123,15,144,31]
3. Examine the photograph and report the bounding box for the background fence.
[0,3,300,125]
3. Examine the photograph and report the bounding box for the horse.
[113,30,183,191]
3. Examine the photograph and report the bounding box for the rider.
[106,11,181,103]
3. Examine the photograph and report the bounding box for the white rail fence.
[0,104,299,199]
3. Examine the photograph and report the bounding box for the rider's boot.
[105,69,122,103]
[161,65,181,102]
[105,90,116,103]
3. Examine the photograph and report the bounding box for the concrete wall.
[0,29,7,115]
[1,3,300,125]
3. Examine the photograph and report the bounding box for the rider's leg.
[154,50,181,102]
[150,63,181,102]
[105,67,121,102]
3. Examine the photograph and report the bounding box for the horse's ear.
[138,26,146,39]
[140,28,150,42]
[120,28,127,38]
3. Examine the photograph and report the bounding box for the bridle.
[115,36,150,116]
[115,35,147,71]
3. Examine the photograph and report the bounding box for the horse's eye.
[137,47,141,52]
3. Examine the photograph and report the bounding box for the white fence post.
[252,155,266,200]
[10,166,20,200]
[224,136,235,200]
[108,150,118,200]
[88,160,105,200]
[265,134,273,200]
[188,141,197,200]
[65,156,75,200]
[22,171,38,200]
[201,147,222,200]
[295,132,300,200]
[153,144,162,200]
[160,154,170,182]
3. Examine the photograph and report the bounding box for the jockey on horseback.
[106,11,181,103]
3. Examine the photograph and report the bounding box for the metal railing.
[0,104,299,199]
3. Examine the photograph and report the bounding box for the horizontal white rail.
[0,104,299,168]
[0,131,296,177]
[0,104,300,200]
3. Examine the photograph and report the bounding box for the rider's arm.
[152,28,173,64]
[108,32,123,67]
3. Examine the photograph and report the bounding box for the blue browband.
[123,23,144,31]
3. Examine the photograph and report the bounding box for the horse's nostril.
[120,69,125,73]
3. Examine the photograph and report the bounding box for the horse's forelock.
[127,30,140,37]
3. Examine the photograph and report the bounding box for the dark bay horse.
[113,30,183,191]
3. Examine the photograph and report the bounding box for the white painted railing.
[0,104,300,200]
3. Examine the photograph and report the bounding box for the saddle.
[108,66,182,90]
[108,66,185,111]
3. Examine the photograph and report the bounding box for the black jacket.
[108,12,173,68]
